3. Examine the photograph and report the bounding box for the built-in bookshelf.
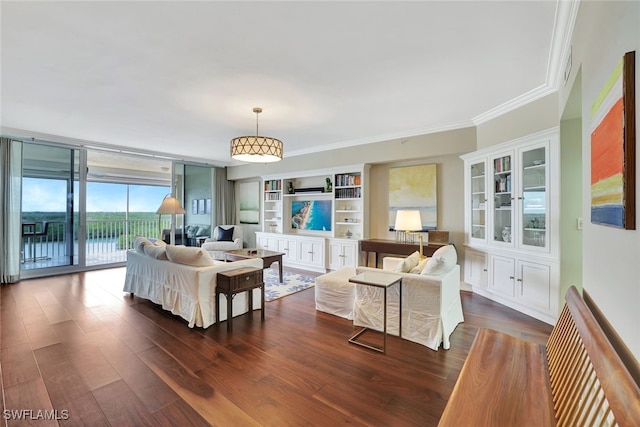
[263,179,282,233]
[260,165,368,240]
[259,166,369,271]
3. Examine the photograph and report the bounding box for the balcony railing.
[21,218,171,269]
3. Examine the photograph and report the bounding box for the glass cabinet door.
[520,146,547,249]
[493,154,513,244]
[470,161,487,241]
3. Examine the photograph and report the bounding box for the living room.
[1,1,639,425]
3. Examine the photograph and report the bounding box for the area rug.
[263,268,315,301]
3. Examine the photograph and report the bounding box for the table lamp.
[394,209,425,258]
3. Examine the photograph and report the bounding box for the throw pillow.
[421,245,457,276]
[196,225,210,237]
[134,236,153,254]
[217,226,234,242]
[187,226,199,238]
[143,244,168,260]
[165,245,214,267]
[409,257,429,274]
[394,251,421,273]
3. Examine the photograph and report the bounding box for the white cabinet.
[461,128,560,324]
[256,233,277,251]
[328,238,358,270]
[298,238,325,269]
[489,255,516,298]
[517,260,552,312]
[464,248,488,289]
[277,236,298,263]
[256,232,327,273]
[468,161,488,243]
[486,253,557,320]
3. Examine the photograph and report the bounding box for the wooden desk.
[359,239,446,267]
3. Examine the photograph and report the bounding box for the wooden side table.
[216,267,264,331]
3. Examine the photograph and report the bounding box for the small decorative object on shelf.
[287,182,294,194]
[345,230,353,238]
[502,226,511,242]
[326,177,332,192]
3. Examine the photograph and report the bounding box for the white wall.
[476,93,559,149]
[559,0,640,361]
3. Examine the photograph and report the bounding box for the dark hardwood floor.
[1,267,552,426]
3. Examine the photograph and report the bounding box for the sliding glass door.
[21,143,80,273]
[20,143,172,276]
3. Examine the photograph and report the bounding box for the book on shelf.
[335,174,361,187]
[265,180,282,191]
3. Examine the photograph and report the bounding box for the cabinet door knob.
[517,278,523,282]
[518,196,524,200]
[483,269,488,272]
[509,276,515,280]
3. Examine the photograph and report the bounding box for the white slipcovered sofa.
[315,245,464,351]
[123,237,262,328]
[202,225,243,260]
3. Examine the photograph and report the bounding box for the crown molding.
[472,0,580,126]
[285,119,476,158]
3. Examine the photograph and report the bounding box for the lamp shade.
[156,196,185,215]
[394,209,422,231]
[230,136,283,163]
[230,107,283,163]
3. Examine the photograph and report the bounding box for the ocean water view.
[291,200,332,231]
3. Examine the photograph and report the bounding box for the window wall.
[20,142,172,276]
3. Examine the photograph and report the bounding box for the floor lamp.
[156,195,186,245]
[394,209,425,259]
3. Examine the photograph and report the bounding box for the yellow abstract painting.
[389,164,437,230]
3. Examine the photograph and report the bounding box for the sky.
[22,178,170,212]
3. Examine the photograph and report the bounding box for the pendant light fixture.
[230,107,283,163]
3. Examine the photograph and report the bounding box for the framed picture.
[238,181,260,224]
[205,199,212,215]
[192,199,198,215]
[590,51,636,229]
[388,164,437,231]
[198,199,205,215]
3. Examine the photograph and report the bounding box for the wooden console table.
[216,267,264,331]
[359,239,446,267]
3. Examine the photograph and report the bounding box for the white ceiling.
[1,1,570,166]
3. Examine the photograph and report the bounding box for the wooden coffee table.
[225,249,285,283]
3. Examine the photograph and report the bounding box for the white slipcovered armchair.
[202,225,243,260]
[353,245,464,351]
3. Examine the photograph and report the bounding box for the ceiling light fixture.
[230,107,283,163]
